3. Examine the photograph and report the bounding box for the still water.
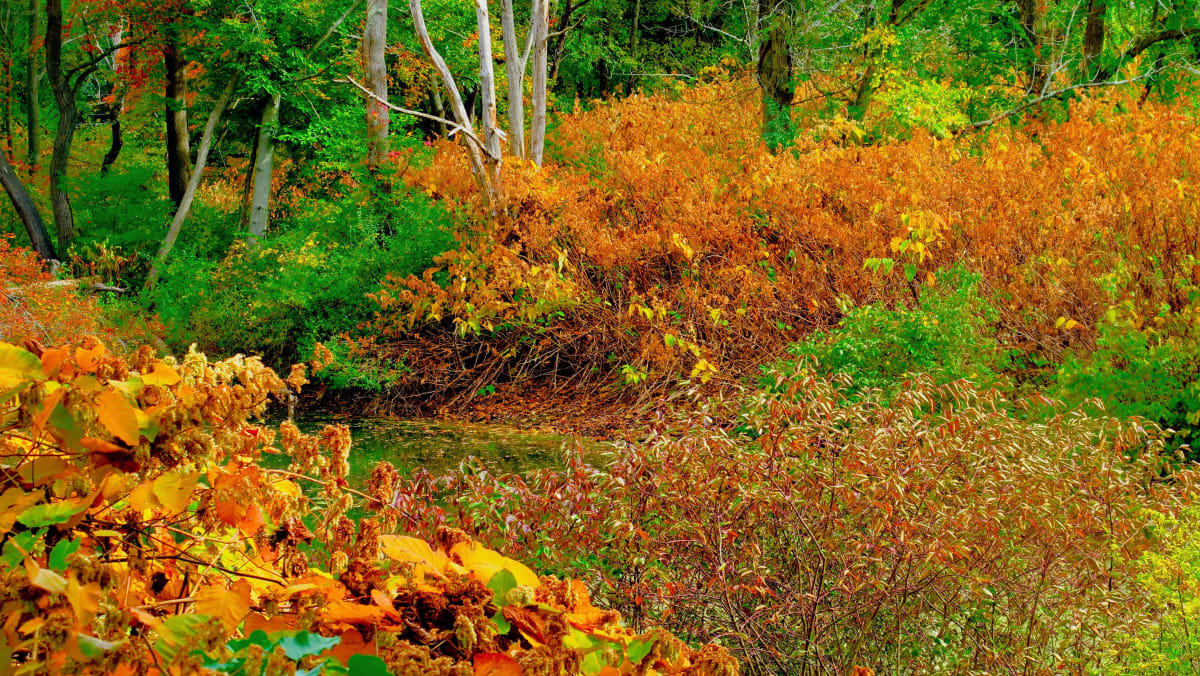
[277,414,593,485]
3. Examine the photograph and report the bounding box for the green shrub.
[1055,297,1200,452]
[148,186,456,368]
[773,267,1006,395]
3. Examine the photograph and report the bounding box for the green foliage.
[148,185,456,367]
[776,267,1006,395]
[874,78,971,139]
[1055,298,1200,453]
[1118,506,1200,674]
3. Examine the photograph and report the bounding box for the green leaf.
[17,500,88,527]
[0,343,44,384]
[490,611,511,635]
[627,638,655,664]
[226,629,275,653]
[49,537,81,571]
[156,614,215,663]
[76,633,120,659]
[487,568,518,607]
[346,653,393,675]
[278,631,341,661]
[0,531,38,571]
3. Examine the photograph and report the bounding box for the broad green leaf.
[75,633,120,659]
[346,653,393,675]
[49,537,80,571]
[487,568,518,607]
[278,631,341,661]
[627,638,655,664]
[17,499,88,527]
[156,614,215,662]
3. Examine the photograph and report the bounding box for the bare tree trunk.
[501,0,526,157]
[0,143,56,260]
[529,0,549,165]
[146,74,239,289]
[409,0,500,209]
[164,29,190,205]
[25,0,39,170]
[247,92,281,240]
[363,0,388,170]
[475,0,503,181]
[45,0,76,253]
[237,127,258,230]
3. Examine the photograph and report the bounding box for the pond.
[277,414,598,486]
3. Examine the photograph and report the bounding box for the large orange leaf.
[67,572,102,626]
[474,652,522,676]
[96,389,140,446]
[194,579,253,633]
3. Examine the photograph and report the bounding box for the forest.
[2,0,1200,672]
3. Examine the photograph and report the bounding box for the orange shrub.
[368,77,1200,394]
[0,236,106,345]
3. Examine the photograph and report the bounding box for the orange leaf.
[96,388,140,446]
[41,348,71,378]
[67,572,102,626]
[74,343,107,371]
[474,652,522,676]
[319,600,388,627]
[451,540,540,588]
[140,363,180,387]
[194,579,253,633]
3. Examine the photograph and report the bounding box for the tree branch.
[340,76,497,159]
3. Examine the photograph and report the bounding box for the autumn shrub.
[0,235,105,345]
[0,338,735,674]
[775,266,1007,396]
[366,76,1200,399]
[387,369,1196,674]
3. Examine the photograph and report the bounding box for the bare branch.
[340,76,497,159]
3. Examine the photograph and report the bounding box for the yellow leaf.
[97,389,140,446]
[67,572,102,626]
[194,579,252,634]
[271,480,302,499]
[141,363,181,387]
[379,535,453,579]
[450,540,540,588]
[152,471,199,514]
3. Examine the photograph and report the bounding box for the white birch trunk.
[529,0,550,165]
[500,0,526,157]
[410,0,501,209]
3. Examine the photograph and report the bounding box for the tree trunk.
[431,86,449,136]
[146,74,239,289]
[164,30,190,206]
[45,0,76,253]
[529,0,549,165]
[363,0,388,170]
[409,0,499,209]
[247,92,281,240]
[758,15,794,150]
[100,113,123,173]
[500,0,526,157]
[475,0,503,180]
[1082,0,1107,80]
[25,0,39,170]
[0,144,57,260]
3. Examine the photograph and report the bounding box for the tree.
[0,144,56,260]
[25,0,38,170]
[364,0,389,170]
